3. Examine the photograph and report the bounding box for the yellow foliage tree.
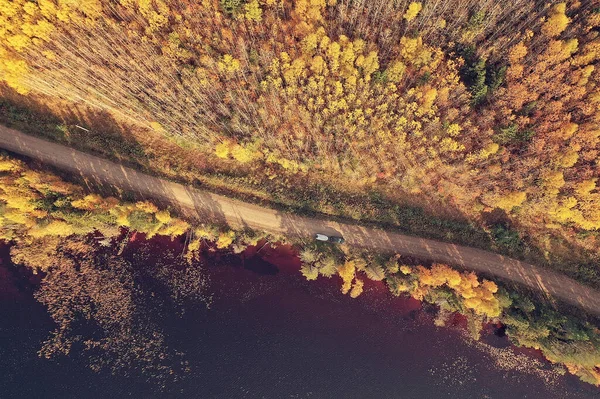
[403,2,422,22]
[541,3,570,37]
[244,0,262,22]
[337,260,356,295]
[349,278,364,298]
[218,54,241,75]
[215,142,231,159]
[216,231,236,249]
[486,191,527,212]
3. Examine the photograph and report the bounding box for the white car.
[315,233,345,244]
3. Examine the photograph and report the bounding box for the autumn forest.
[1,0,600,395]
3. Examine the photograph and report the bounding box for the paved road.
[1,125,599,316]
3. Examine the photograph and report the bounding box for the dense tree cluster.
[468,3,600,251]
[501,290,600,386]
[0,154,195,270]
[1,1,599,271]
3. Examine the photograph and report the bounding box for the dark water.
[0,245,599,399]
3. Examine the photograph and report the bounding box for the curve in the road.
[1,125,599,316]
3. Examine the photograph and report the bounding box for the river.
[0,242,598,398]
